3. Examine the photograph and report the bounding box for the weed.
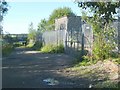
[41,44,64,53]
[2,44,14,56]
[32,41,43,50]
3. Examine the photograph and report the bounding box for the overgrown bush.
[13,42,23,47]
[32,41,43,50]
[2,44,14,56]
[26,43,34,48]
[92,24,116,61]
[94,81,119,88]
[41,44,64,53]
[81,14,117,63]
[73,57,97,67]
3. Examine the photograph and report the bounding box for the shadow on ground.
[2,47,94,88]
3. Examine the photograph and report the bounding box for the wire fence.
[42,30,66,46]
[37,20,119,57]
[38,23,93,57]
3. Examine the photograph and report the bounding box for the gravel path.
[2,47,91,88]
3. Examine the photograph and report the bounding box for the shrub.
[55,44,64,53]
[13,42,23,47]
[41,44,64,53]
[94,81,119,88]
[26,43,34,48]
[2,44,14,56]
[32,41,43,50]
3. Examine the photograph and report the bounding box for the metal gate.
[65,24,93,58]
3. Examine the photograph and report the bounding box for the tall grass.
[2,44,14,56]
[41,44,64,53]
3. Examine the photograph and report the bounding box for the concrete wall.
[55,16,82,32]
[55,16,68,30]
[67,16,82,31]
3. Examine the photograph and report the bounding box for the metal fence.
[38,23,93,58]
[64,24,93,57]
[42,30,66,45]
[38,20,119,57]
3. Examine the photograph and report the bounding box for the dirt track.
[2,47,91,88]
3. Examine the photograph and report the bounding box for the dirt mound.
[103,61,118,72]
[85,60,119,80]
[101,60,119,80]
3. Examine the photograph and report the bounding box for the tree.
[37,7,76,31]
[28,22,36,43]
[0,0,8,16]
[76,1,120,61]
[37,19,48,32]
[76,1,120,23]
[0,0,9,35]
[48,7,76,25]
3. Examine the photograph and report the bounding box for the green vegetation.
[37,7,76,32]
[37,19,48,32]
[64,59,119,88]
[79,13,118,62]
[26,43,34,48]
[76,2,120,22]
[94,81,119,88]
[0,0,8,16]
[74,1,120,65]
[32,41,43,50]
[48,7,76,27]
[2,43,14,56]
[28,22,37,43]
[13,42,24,47]
[41,44,64,53]
[27,7,75,53]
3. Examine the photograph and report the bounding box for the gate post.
[118,7,120,53]
[118,14,120,53]
[81,28,84,61]
[65,30,67,53]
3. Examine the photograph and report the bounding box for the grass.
[73,58,97,67]
[93,80,119,88]
[32,41,43,50]
[63,53,119,88]
[41,44,64,53]
[64,62,119,88]
[2,43,14,57]
[26,42,43,50]
[26,43,34,48]
[13,42,23,47]
[72,51,120,67]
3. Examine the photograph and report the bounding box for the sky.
[3,1,82,34]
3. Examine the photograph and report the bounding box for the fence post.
[65,30,67,53]
[81,26,84,61]
[118,9,120,53]
[76,31,79,51]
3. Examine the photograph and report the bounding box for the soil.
[2,47,119,88]
[2,47,87,88]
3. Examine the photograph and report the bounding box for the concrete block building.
[55,16,82,31]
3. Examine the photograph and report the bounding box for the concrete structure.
[54,16,119,55]
[55,16,82,31]
[55,16,92,47]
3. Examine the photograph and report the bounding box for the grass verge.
[2,43,14,57]
[41,44,64,53]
